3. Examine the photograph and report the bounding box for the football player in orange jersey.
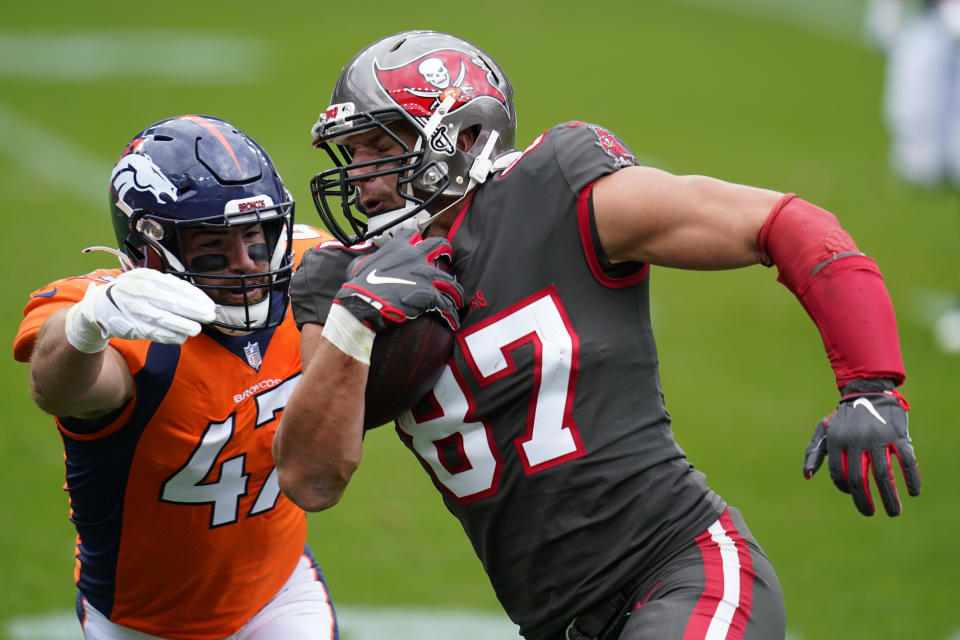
[14,115,338,640]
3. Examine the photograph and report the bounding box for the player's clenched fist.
[310,230,463,366]
[336,229,463,332]
[64,268,216,353]
[803,378,921,517]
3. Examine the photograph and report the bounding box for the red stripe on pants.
[682,510,756,640]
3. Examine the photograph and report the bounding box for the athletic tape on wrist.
[63,283,110,354]
[322,303,376,365]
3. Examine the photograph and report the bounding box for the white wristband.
[322,304,376,365]
[63,284,110,354]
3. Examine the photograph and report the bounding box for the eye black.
[188,243,268,273]
[189,254,228,272]
[248,243,268,262]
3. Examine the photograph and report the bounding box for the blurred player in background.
[13,115,338,640]
[866,0,960,351]
[275,31,921,640]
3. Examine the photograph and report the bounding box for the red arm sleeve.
[756,194,905,389]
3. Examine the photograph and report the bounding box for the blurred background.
[2,1,957,638]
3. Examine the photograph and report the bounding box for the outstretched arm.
[30,308,134,419]
[29,269,215,419]
[593,166,918,516]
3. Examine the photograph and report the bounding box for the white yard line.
[0,101,107,206]
[0,30,270,204]
[0,30,270,83]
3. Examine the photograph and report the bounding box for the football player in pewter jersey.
[14,115,338,640]
[275,31,920,640]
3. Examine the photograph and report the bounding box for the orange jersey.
[13,225,331,640]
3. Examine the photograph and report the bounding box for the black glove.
[802,378,921,516]
[336,230,463,331]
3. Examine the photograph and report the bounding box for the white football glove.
[64,268,217,353]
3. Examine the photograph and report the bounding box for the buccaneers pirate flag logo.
[374,49,508,153]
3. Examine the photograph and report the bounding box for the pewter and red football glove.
[335,230,462,332]
[803,378,921,516]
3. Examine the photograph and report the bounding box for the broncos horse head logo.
[111,153,178,206]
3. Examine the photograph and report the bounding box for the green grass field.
[2,1,958,638]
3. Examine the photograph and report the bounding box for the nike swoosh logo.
[852,397,887,424]
[32,287,58,298]
[366,269,416,286]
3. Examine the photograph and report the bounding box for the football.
[363,311,455,430]
[362,256,457,430]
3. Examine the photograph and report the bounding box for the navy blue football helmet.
[310,30,517,245]
[109,115,295,332]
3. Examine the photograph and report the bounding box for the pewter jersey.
[293,122,726,636]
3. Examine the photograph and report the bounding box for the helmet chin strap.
[467,130,500,189]
[420,91,459,141]
[214,297,270,334]
[370,202,431,247]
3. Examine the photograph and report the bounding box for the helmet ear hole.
[143,246,165,271]
[460,125,481,151]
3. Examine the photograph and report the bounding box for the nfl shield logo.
[243,341,262,370]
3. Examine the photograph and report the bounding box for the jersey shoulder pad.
[552,121,639,192]
[291,224,334,266]
[498,122,639,193]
